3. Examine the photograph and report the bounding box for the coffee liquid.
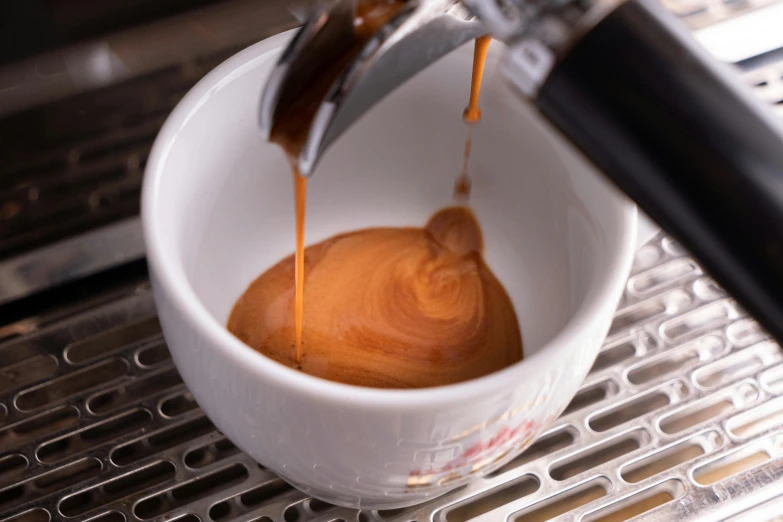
[455,35,492,201]
[464,35,491,124]
[231,27,522,386]
[227,206,522,387]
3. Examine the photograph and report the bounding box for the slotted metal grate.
[0,56,212,259]
[3,235,783,522]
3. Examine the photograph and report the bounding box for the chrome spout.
[259,0,485,175]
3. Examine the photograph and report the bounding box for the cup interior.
[147,32,633,372]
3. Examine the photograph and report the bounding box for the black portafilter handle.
[524,0,783,345]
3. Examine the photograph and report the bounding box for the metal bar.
[0,217,143,306]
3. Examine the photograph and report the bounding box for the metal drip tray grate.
[2,235,783,522]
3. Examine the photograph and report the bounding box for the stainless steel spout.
[259,0,485,175]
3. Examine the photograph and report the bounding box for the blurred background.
[0,1,298,320]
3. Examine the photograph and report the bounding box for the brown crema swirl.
[227,206,523,388]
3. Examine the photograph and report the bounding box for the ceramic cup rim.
[142,29,638,411]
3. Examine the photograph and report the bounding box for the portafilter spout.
[261,0,783,354]
[259,0,486,175]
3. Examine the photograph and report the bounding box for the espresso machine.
[3,0,783,521]
[260,0,783,353]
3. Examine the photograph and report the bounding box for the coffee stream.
[455,35,492,201]
[228,33,523,387]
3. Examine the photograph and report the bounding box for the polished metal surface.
[5,233,783,522]
[0,50,234,261]
[0,217,143,307]
[0,0,296,119]
[259,0,484,175]
[260,0,780,175]
[0,19,296,263]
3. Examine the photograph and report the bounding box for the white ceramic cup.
[142,30,639,509]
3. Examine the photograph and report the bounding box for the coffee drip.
[227,206,522,387]
[229,30,522,387]
[269,0,407,364]
[455,34,491,201]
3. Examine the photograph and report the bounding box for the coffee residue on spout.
[454,35,492,201]
[269,0,407,156]
[269,0,407,364]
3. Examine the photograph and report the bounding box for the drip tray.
[2,234,783,522]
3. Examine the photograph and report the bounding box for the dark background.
[0,0,231,66]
